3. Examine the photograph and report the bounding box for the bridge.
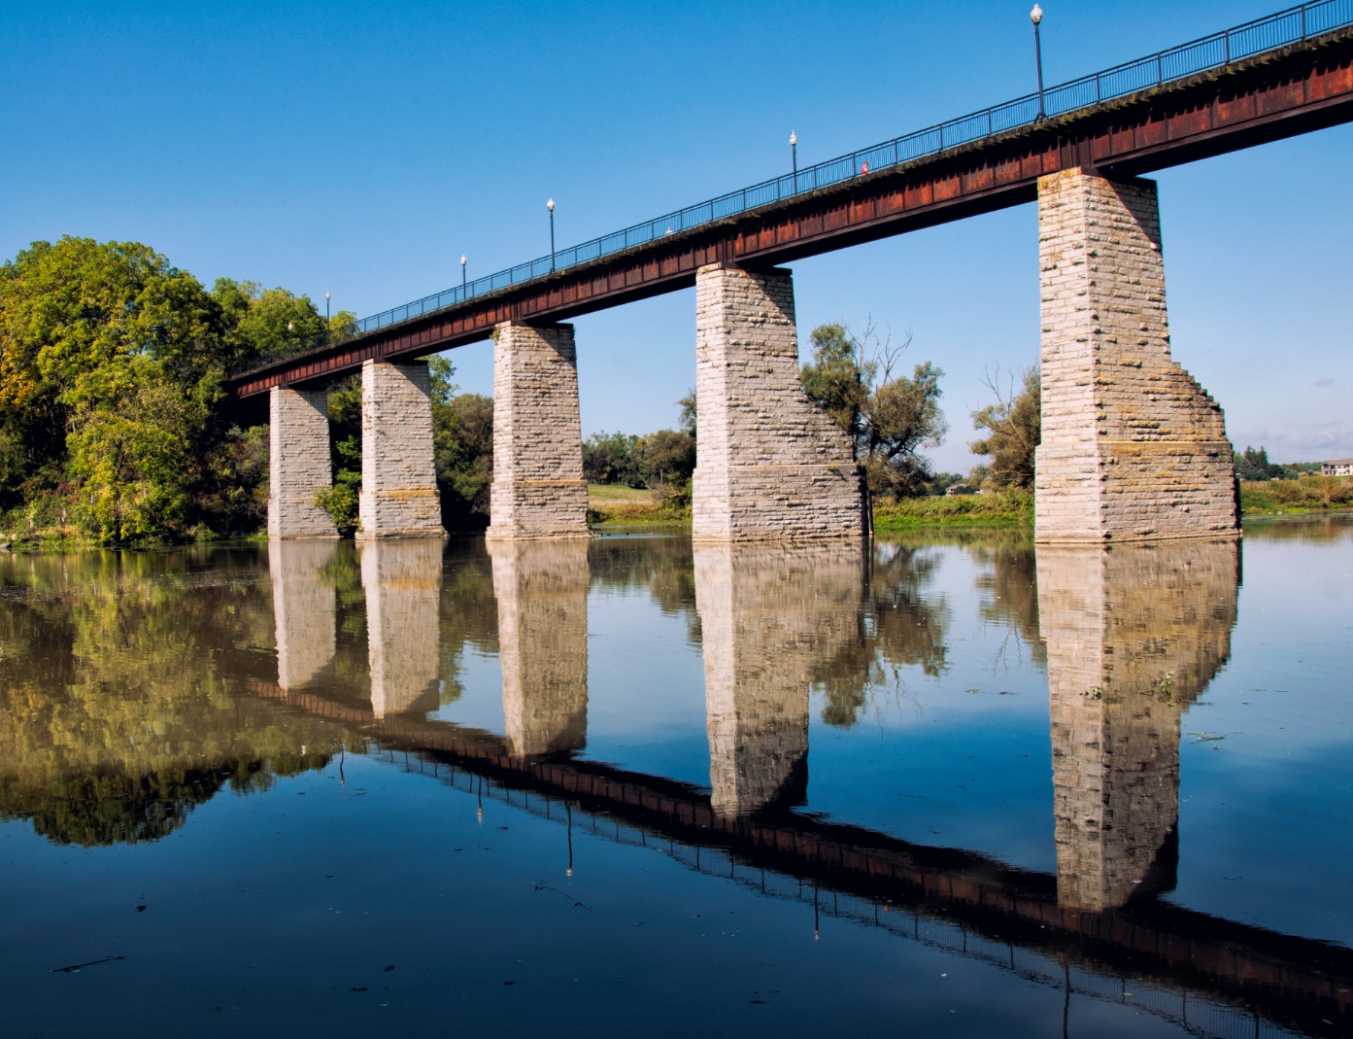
[241,3,1353,544]
[248,534,1351,1038]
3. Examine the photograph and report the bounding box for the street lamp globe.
[547,198,555,212]
[789,131,797,146]
[1030,4,1043,24]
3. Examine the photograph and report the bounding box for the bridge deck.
[231,22,1353,399]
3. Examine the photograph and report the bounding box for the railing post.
[1301,3,1306,38]
[1224,30,1230,64]
[1156,52,1163,86]
[1095,73,1101,103]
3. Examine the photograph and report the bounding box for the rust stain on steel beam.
[231,35,1353,397]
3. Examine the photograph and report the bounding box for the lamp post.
[547,198,556,271]
[789,131,798,185]
[460,254,467,295]
[1031,5,1046,120]
[324,291,330,322]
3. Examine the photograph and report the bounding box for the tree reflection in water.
[0,549,350,846]
[813,538,951,728]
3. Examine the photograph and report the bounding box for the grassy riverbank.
[586,485,1035,530]
[873,490,1033,529]
[586,484,690,527]
[1239,477,1353,516]
[8,479,1344,547]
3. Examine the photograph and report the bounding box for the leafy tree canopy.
[970,367,1041,491]
[0,237,351,542]
[800,321,946,498]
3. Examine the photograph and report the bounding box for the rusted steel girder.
[231,31,1353,399]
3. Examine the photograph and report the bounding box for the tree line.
[0,237,493,542]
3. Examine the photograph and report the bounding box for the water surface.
[1,520,1350,1038]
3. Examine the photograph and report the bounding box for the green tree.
[212,279,337,365]
[0,238,235,539]
[800,324,869,444]
[1234,445,1290,481]
[640,429,696,486]
[430,355,494,529]
[970,367,1041,491]
[584,432,645,487]
[313,375,362,535]
[801,321,946,498]
[0,238,362,542]
[677,389,697,438]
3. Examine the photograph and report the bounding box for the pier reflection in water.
[696,541,864,818]
[490,538,590,757]
[1039,540,1239,911]
[361,539,444,718]
[0,521,1349,1039]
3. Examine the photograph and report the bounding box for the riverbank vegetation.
[1239,476,1353,515]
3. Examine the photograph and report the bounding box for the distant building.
[1322,459,1353,476]
[945,485,979,497]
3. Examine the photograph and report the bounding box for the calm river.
[1,520,1349,1038]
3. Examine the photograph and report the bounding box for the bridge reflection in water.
[2,534,1347,1037]
[248,533,1353,1039]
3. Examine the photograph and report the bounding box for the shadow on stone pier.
[488,538,590,758]
[1038,538,1240,911]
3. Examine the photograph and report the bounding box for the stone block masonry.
[1035,169,1238,542]
[268,386,339,540]
[487,322,589,540]
[358,360,447,539]
[692,264,866,541]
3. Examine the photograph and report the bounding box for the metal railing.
[335,1,1353,346]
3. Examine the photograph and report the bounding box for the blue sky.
[3,0,1349,469]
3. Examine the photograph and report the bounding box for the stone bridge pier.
[487,322,589,541]
[268,388,339,540]
[693,264,866,541]
[489,538,590,757]
[695,540,864,819]
[357,361,446,539]
[268,360,446,540]
[361,538,445,718]
[1038,538,1239,911]
[1036,169,1239,542]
